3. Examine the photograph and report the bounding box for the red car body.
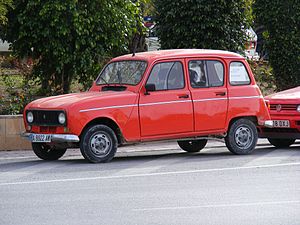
[260,86,300,147]
[22,49,272,162]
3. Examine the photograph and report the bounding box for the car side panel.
[225,59,271,127]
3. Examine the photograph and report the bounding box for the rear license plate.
[273,120,290,128]
[30,134,52,143]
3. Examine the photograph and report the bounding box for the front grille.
[270,104,297,111]
[27,110,65,126]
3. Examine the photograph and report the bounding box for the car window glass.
[189,60,224,88]
[147,62,184,91]
[97,60,147,85]
[189,61,208,88]
[229,62,250,85]
[206,61,224,87]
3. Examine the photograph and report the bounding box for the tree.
[0,0,12,25]
[1,0,143,94]
[253,0,300,91]
[154,0,250,52]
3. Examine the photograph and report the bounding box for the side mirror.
[145,83,156,95]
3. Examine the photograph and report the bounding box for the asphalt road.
[0,140,300,225]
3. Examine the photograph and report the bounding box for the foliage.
[0,59,35,115]
[1,0,144,95]
[248,60,276,96]
[154,0,251,52]
[253,0,300,91]
[140,0,155,16]
[0,0,12,25]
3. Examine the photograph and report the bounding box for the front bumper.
[21,132,80,143]
[263,120,274,128]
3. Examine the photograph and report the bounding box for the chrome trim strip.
[79,104,137,113]
[140,100,192,107]
[229,96,262,100]
[193,97,227,102]
[79,96,262,112]
[21,132,80,143]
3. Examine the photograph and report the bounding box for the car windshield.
[96,60,147,85]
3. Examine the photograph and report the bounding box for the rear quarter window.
[229,62,251,85]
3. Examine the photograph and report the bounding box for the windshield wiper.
[99,76,109,85]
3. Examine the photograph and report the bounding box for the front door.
[139,60,193,137]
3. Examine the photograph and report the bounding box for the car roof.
[112,49,244,62]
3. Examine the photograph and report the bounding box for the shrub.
[253,0,300,91]
[154,0,250,52]
[248,60,276,96]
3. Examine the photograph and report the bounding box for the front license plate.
[273,120,290,128]
[30,134,52,143]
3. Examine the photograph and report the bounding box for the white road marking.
[0,156,36,160]
[0,161,300,186]
[132,200,300,212]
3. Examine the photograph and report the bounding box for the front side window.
[189,60,224,88]
[146,62,184,91]
[96,60,147,85]
[229,62,251,85]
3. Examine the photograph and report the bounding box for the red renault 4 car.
[260,86,300,147]
[22,49,272,163]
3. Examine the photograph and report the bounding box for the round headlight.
[297,105,300,112]
[58,112,66,124]
[27,112,34,123]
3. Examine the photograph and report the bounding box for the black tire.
[178,139,207,152]
[225,118,258,155]
[268,138,295,148]
[32,143,67,160]
[80,125,118,163]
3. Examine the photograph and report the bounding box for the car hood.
[27,91,138,110]
[266,86,300,101]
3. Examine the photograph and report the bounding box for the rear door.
[187,58,228,132]
[139,59,194,137]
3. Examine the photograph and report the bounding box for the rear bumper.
[21,132,80,143]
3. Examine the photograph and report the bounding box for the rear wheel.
[225,118,258,155]
[80,125,118,163]
[32,143,67,160]
[178,139,207,152]
[268,138,295,148]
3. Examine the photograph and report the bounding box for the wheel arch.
[227,116,258,130]
[80,117,124,145]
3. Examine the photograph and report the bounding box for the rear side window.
[146,62,185,91]
[189,60,224,88]
[229,62,251,85]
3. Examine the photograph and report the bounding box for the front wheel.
[32,143,67,160]
[80,125,118,163]
[225,118,258,155]
[178,139,207,152]
[268,138,295,148]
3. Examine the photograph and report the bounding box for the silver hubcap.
[90,132,111,156]
[234,126,253,149]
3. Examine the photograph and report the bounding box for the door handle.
[178,94,189,99]
[215,92,226,96]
